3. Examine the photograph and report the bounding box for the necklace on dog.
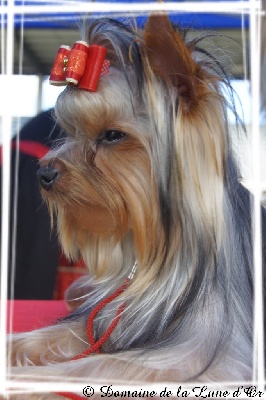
[56,262,137,400]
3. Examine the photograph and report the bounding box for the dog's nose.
[37,166,59,191]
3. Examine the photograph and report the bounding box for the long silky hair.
[10,15,259,386]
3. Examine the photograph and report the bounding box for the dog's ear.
[144,13,201,101]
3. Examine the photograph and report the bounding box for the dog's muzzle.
[37,165,59,191]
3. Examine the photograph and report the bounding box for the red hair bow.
[49,41,110,92]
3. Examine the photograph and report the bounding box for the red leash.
[56,277,132,400]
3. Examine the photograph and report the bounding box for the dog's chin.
[68,204,119,237]
[42,189,125,239]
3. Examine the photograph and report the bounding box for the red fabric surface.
[7,301,69,333]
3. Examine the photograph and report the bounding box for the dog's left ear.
[144,13,201,101]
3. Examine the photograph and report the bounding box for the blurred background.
[1,0,265,299]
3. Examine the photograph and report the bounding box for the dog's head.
[38,14,231,283]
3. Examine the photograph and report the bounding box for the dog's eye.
[102,130,126,143]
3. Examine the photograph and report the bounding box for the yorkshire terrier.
[7,12,266,399]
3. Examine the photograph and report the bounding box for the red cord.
[56,280,129,399]
[83,278,129,356]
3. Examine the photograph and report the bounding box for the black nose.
[37,166,59,191]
